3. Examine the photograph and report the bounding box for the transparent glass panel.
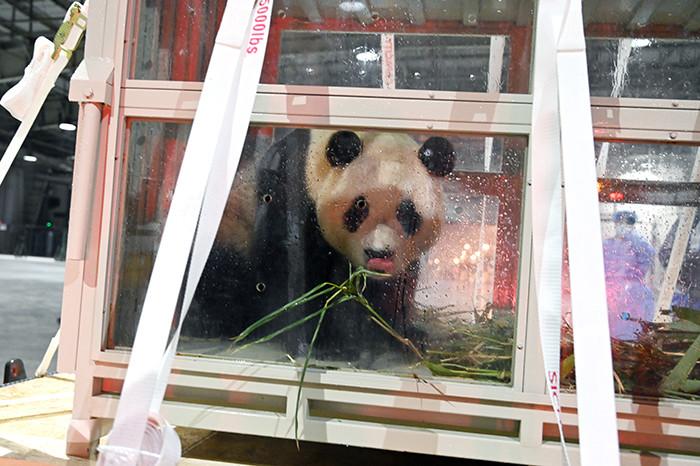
[595,141,698,183]
[108,121,527,385]
[109,122,189,341]
[586,38,700,100]
[561,142,700,401]
[129,0,533,93]
[277,32,383,88]
[584,0,700,100]
[394,35,510,92]
[129,0,222,81]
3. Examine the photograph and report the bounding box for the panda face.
[306,130,454,276]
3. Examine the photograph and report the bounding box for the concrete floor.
[0,255,64,378]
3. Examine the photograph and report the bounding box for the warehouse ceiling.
[0,0,80,175]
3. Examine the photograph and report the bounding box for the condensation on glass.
[584,1,700,100]
[128,0,533,93]
[108,121,189,343]
[107,120,527,386]
[561,141,700,400]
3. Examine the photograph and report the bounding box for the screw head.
[670,132,678,140]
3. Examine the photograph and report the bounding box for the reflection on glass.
[395,35,509,92]
[594,141,698,182]
[129,0,532,92]
[110,121,190,342]
[586,38,700,100]
[109,122,526,385]
[130,0,221,81]
[583,0,700,101]
[562,142,700,400]
[278,32,382,87]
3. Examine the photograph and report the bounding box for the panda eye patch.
[343,196,369,232]
[326,131,363,167]
[396,199,422,236]
[419,137,456,177]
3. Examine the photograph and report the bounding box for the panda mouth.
[364,249,395,274]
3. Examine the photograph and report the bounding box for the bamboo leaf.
[233,308,326,353]
[561,354,575,379]
[293,296,352,448]
[233,282,337,342]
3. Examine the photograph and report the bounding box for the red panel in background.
[171,1,191,81]
[507,26,531,94]
[586,23,699,39]
[158,0,177,80]
[187,1,204,81]
[269,16,522,35]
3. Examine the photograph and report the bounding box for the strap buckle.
[52,3,88,60]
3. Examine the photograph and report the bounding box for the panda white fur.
[187,128,455,364]
[307,130,453,277]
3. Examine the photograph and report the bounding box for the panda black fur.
[186,128,455,366]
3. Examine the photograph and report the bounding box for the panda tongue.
[367,258,394,274]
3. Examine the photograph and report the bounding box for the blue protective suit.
[603,229,656,341]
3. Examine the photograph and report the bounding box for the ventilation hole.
[277,9,286,18]
[256,282,266,293]
[262,193,273,204]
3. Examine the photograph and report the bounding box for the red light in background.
[609,191,625,202]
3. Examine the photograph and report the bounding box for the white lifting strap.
[97,1,273,464]
[530,0,569,463]
[557,2,620,464]
[532,1,621,465]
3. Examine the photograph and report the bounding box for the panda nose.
[364,248,394,259]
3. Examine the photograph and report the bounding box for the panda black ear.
[419,137,455,177]
[326,131,363,167]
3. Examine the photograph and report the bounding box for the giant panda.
[186,128,455,367]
